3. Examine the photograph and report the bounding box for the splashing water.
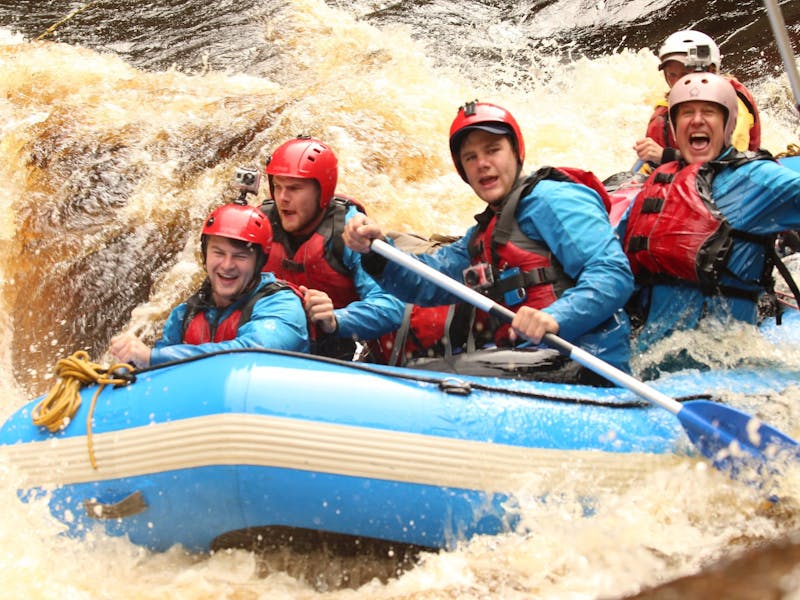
[1,0,800,597]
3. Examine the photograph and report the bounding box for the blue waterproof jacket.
[369,178,634,371]
[150,272,310,365]
[626,153,800,353]
[334,205,405,340]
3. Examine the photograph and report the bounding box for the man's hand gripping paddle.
[371,238,799,481]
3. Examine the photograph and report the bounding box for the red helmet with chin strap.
[201,202,272,255]
[449,101,525,182]
[265,136,338,210]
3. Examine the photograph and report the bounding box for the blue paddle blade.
[678,400,799,477]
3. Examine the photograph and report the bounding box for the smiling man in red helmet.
[109,202,309,367]
[344,101,634,384]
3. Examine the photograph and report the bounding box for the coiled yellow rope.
[774,143,800,159]
[31,350,134,469]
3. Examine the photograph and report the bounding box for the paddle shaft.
[763,0,800,114]
[371,238,684,415]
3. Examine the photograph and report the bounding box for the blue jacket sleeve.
[149,275,310,365]
[332,207,406,340]
[712,160,800,233]
[516,179,634,341]
[372,233,474,306]
[154,304,187,350]
[712,159,800,321]
[365,181,632,346]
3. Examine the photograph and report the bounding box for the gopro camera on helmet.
[234,167,261,196]
[686,44,713,71]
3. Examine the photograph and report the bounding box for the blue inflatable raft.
[0,311,798,554]
[2,155,798,554]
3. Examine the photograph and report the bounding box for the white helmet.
[658,30,721,72]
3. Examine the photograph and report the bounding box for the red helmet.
[201,202,272,255]
[449,101,525,182]
[265,136,338,210]
[668,72,738,147]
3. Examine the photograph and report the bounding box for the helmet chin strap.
[488,162,525,211]
[254,248,267,276]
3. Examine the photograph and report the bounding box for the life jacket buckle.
[499,267,528,306]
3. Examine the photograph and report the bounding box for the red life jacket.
[730,77,761,151]
[645,78,761,153]
[182,280,299,344]
[645,102,672,149]
[262,197,363,309]
[375,303,455,365]
[261,196,392,360]
[366,232,461,365]
[461,166,609,346]
[375,164,610,361]
[622,150,774,292]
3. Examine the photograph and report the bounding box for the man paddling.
[344,101,634,385]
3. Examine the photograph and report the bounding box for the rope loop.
[32,350,134,468]
[774,143,800,159]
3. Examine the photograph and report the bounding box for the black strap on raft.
[135,346,715,408]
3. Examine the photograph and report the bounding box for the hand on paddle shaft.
[367,237,799,484]
[344,215,560,344]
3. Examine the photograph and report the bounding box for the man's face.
[459,130,519,208]
[271,175,322,235]
[662,59,690,88]
[205,235,258,308]
[673,100,726,164]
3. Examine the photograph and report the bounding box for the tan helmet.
[668,72,738,146]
